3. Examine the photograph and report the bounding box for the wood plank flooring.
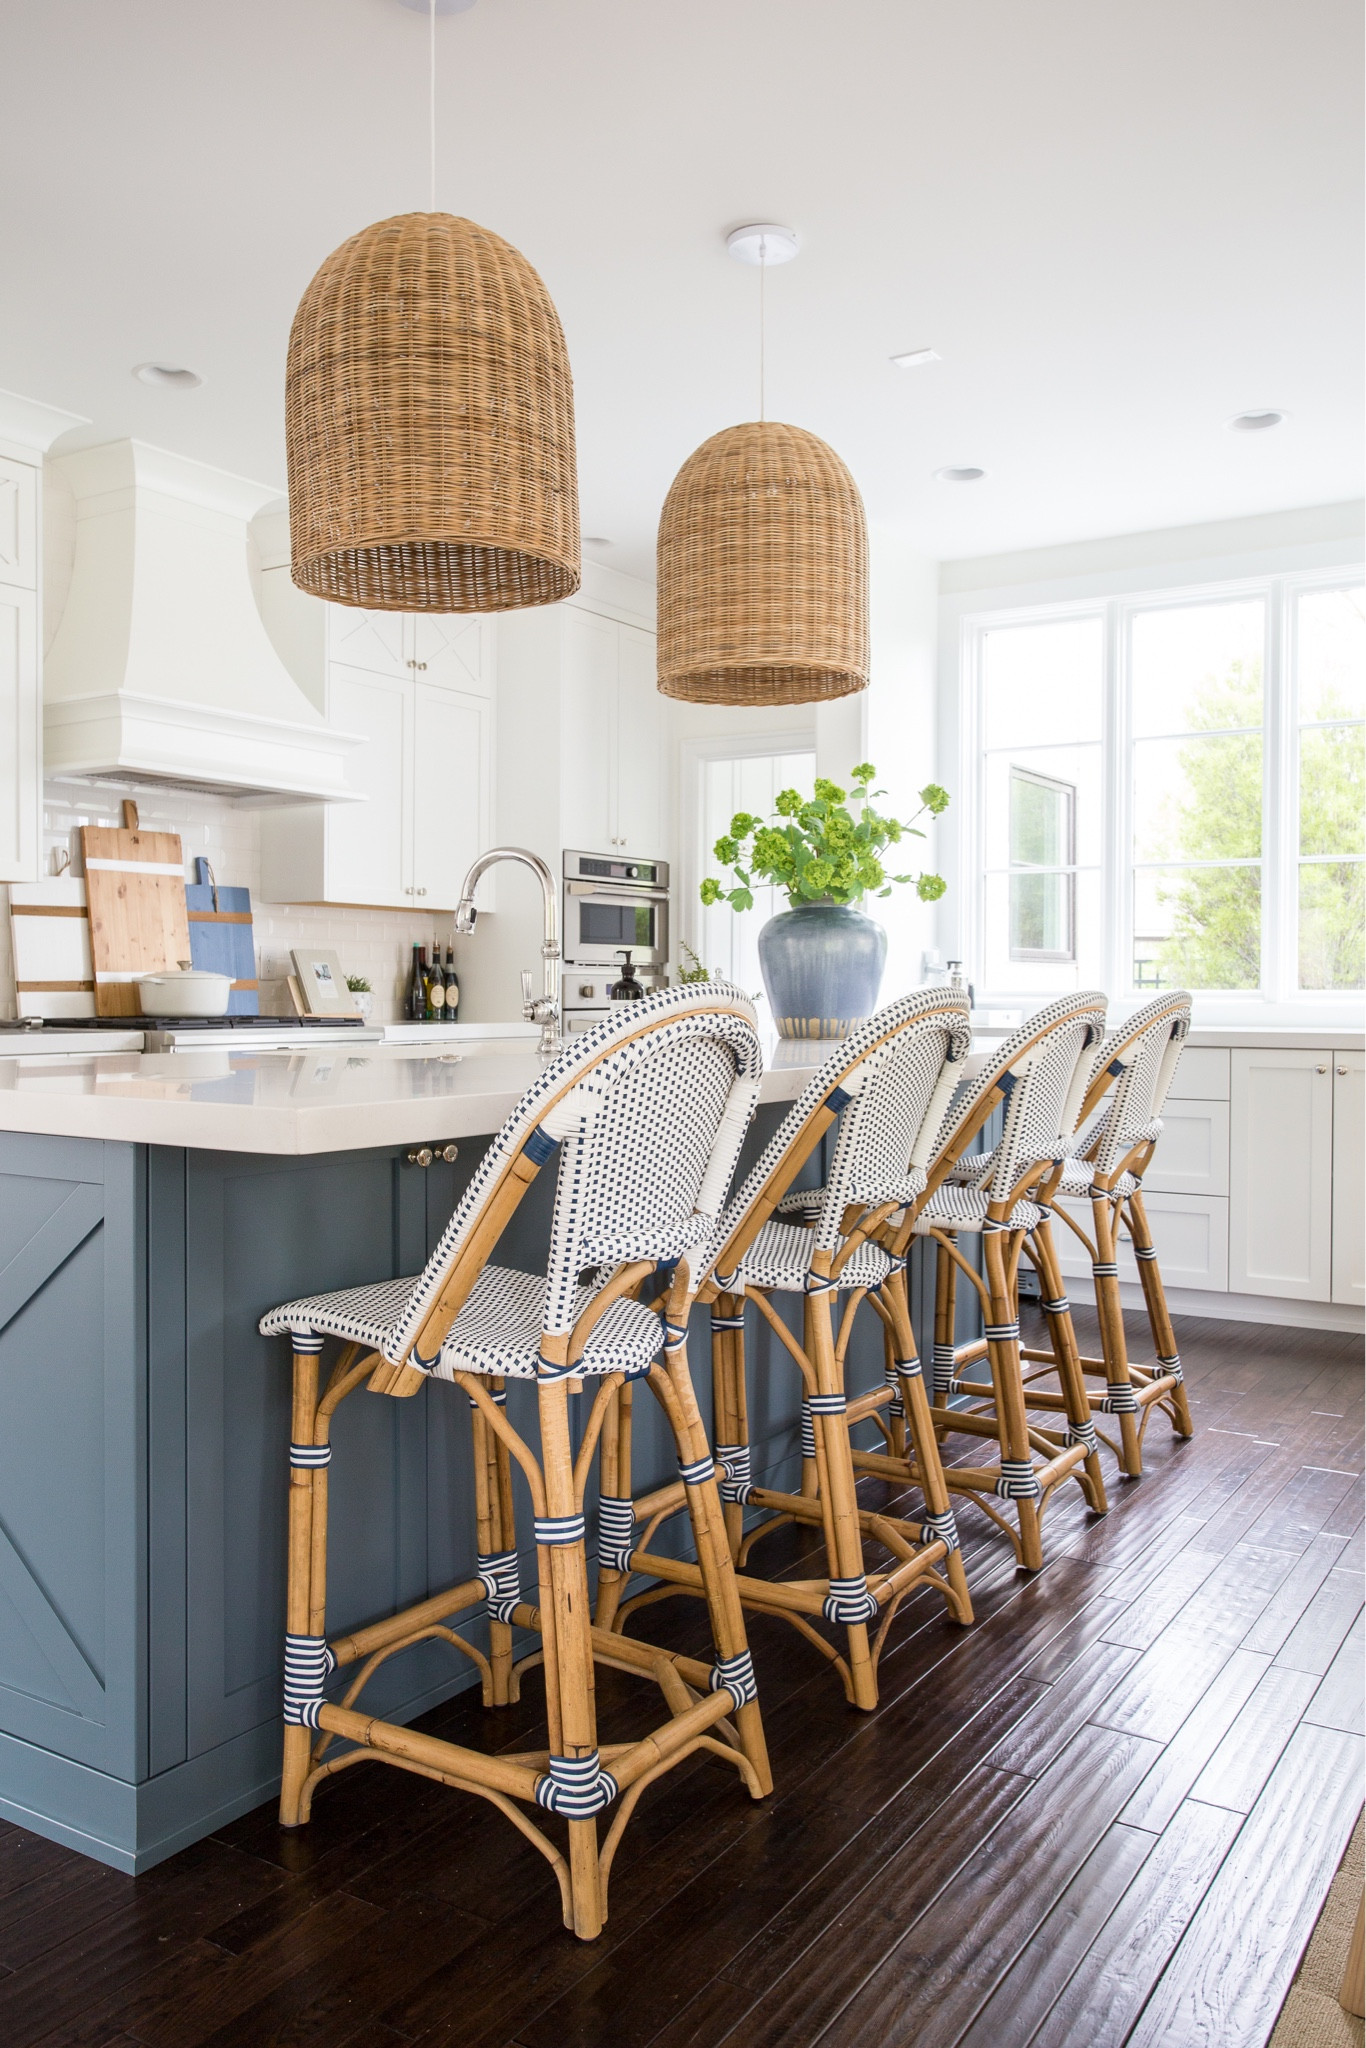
[0,1308,1360,2048]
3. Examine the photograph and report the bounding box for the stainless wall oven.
[561,850,670,1031]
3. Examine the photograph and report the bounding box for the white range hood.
[43,440,359,803]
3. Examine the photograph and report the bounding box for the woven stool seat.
[911,1184,1049,1234]
[736,1219,894,1293]
[262,1264,664,1380]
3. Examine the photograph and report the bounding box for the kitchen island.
[0,1034,845,1873]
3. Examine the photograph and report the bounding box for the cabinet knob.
[440,1142,459,1163]
[406,1146,434,1168]
[418,887,427,897]
[1316,1065,1328,1075]
[407,658,429,670]
[1337,1065,1349,1076]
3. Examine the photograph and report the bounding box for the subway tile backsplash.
[0,779,456,1022]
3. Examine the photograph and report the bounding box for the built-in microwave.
[561,850,670,972]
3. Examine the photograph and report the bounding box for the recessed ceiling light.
[933,466,985,483]
[583,535,612,547]
[726,223,800,267]
[891,347,940,369]
[1227,409,1286,432]
[395,0,476,14]
[133,362,203,390]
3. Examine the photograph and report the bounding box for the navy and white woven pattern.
[735,1220,894,1293]
[1089,994,1191,1178]
[261,985,763,1375]
[926,992,1107,1205]
[282,1632,335,1726]
[707,988,971,1295]
[534,1751,619,1817]
[716,1443,755,1503]
[710,1649,758,1708]
[911,1183,1049,1236]
[822,1575,880,1623]
[476,1548,522,1621]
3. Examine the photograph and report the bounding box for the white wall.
[934,498,1366,977]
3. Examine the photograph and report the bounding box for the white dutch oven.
[137,963,233,1017]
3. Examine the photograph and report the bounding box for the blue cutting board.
[185,858,259,1014]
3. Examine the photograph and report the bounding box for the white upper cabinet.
[1229,1047,1335,1300]
[614,623,663,853]
[1332,1051,1364,1307]
[0,455,39,882]
[260,603,493,910]
[559,608,618,853]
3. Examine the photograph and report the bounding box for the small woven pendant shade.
[656,420,869,705]
[286,211,579,612]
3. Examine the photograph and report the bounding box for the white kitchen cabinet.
[614,623,664,853]
[555,611,663,857]
[1052,1192,1229,1292]
[1229,1048,1335,1301]
[260,624,493,911]
[1165,1046,1229,1101]
[1332,1050,1364,1307]
[0,448,40,883]
[1143,1097,1231,1197]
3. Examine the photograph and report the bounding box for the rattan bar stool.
[258,986,771,1942]
[1016,991,1196,1476]
[596,990,975,1712]
[851,993,1111,1572]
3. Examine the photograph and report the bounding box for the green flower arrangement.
[700,763,949,913]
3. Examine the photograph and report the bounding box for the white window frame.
[958,564,1365,1020]
[676,728,817,970]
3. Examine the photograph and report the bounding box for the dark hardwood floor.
[0,1308,1361,2048]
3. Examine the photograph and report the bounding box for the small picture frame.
[290,947,361,1017]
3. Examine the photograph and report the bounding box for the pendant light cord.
[428,0,437,211]
[758,240,766,422]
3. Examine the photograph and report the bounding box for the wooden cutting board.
[186,857,259,1015]
[80,824,191,1017]
[9,878,95,1019]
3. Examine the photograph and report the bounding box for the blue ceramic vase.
[758,901,888,1039]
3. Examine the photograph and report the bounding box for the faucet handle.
[520,969,534,1017]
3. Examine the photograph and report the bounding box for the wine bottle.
[425,937,445,1020]
[408,945,426,1022]
[443,940,459,1022]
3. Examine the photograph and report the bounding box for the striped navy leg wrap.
[477,1548,522,1621]
[289,1441,331,1469]
[995,1458,1043,1501]
[678,1453,716,1486]
[807,1392,846,1417]
[823,1575,880,1623]
[1091,1263,1121,1279]
[1100,1382,1140,1414]
[1042,1297,1071,1315]
[800,1401,817,1460]
[884,1366,905,1417]
[660,1319,690,1354]
[290,1332,324,1354]
[932,1344,960,1400]
[716,1444,754,1504]
[709,1649,757,1709]
[596,1497,636,1573]
[282,1632,335,1726]
[467,1386,508,1409]
[710,1312,746,1330]
[1067,1419,1100,1455]
[983,1218,1011,1233]
[918,1508,960,1553]
[534,1750,619,1818]
[1133,1244,1159,1262]
[1157,1353,1184,1382]
[984,1322,1021,1345]
[533,1513,586,1546]
[805,1272,839,1294]
[536,1354,580,1382]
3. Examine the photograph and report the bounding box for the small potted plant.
[345,974,372,1022]
[700,763,948,1036]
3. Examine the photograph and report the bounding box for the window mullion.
[1264,577,1293,1001]
[1103,598,1127,992]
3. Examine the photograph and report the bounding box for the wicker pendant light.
[286,210,579,612]
[656,222,868,705]
[657,419,869,704]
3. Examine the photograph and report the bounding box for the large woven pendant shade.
[656,420,869,705]
[286,211,579,612]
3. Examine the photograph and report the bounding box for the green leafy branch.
[700,763,950,913]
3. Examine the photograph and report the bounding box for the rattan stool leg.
[1032,1222,1108,1515]
[1092,1194,1141,1477]
[471,1383,515,1705]
[807,1288,877,1709]
[932,1238,958,1439]
[884,1279,973,1625]
[594,1382,630,1632]
[712,1295,749,1558]
[1127,1190,1194,1441]
[537,1376,606,1942]
[983,1229,1044,1571]
[281,1343,321,1827]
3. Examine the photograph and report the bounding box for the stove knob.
[579,984,595,999]
[625,864,638,879]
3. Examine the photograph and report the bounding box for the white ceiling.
[2,0,1361,583]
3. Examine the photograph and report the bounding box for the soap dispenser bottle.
[609,951,645,1009]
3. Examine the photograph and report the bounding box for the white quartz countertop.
[0,1034,847,1155]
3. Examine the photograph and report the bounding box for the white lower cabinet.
[1141,1096,1230,1197]
[1052,1193,1229,1292]
[1332,1050,1365,1307]
[1229,1048,1335,1301]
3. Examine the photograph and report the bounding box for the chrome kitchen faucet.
[454,847,562,1056]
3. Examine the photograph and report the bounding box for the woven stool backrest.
[709,988,971,1279]
[391,984,762,1369]
[930,992,1108,1204]
[1085,992,1192,1178]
